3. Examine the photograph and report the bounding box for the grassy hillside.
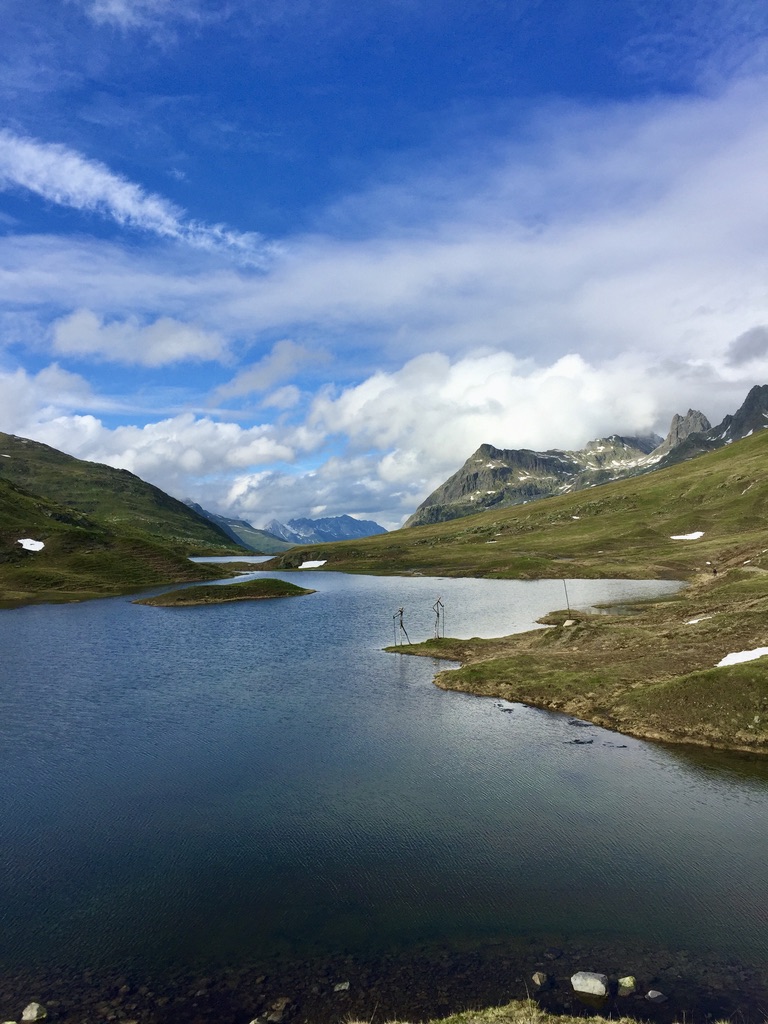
[0,434,247,606]
[0,432,242,554]
[269,428,768,580]
[0,476,231,606]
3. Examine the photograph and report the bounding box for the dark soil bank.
[2,939,767,1024]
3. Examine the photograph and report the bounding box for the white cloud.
[215,339,324,398]
[27,412,300,493]
[52,309,228,366]
[4,77,768,388]
[0,129,270,264]
[0,364,102,431]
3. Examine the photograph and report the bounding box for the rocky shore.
[2,938,767,1024]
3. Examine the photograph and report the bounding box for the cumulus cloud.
[0,364,103,432]
[27,412,301,493]
[51,309,228,366]
[0,129,269,264]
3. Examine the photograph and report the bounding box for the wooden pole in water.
[562,579,571,618]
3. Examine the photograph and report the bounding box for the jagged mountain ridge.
[264,514,387,544]
[405,385,768,528]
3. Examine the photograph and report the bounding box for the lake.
[1,570,767,1019]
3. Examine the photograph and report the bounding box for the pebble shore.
[2,938,767,1024]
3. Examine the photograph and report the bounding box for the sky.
[2,0,768,529]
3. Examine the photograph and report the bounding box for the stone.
[617,976,637,996]
[563,619,576,627]
[21,1006,47,1022]
[531,972,548,988]
[646,989,667,1003]
[333,981,350,992]
[571,972,609,997]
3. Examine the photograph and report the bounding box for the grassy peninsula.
[271,429,768,756]
[392,567,768,754]
[136,577,315,606]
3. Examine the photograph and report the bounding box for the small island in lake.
[135,578,316,606]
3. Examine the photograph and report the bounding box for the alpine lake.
[1,566,767,1023]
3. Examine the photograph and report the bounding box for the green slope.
[269,428,768,580]
[0,434,245,606]
[0,432,243,554]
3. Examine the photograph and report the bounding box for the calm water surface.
[1,572,767,977]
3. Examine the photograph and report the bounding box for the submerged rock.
[21,1006,47,1022]
[646,989,667,1003]
[618,975,637,996]
[571,972,609,997]
[531,972,549,988]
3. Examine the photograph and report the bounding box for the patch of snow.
[571,516,580,520]
[744,559,752,564]
[485,462,496,468]
[17,538,44,551]
[670,531,704,540]
[298,559,327,569]
[687,616,713,624]
[717,648,768,667]
[0,453,10,457]
[745,429,754,437]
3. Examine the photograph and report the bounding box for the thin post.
[562,578,571,617]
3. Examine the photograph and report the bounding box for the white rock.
[646,989,667,1003]
[22,1005,47,1022]
[333,981,350,992]
[571,971,609,996]
[618,975,637,996]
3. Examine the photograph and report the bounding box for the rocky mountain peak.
[653,409,711,459]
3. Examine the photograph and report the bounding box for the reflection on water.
[0,572,766,980]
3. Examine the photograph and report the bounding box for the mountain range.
[184,502,296,553]
[186,505,388,550]
[264,515,387,545]
[405,384,768,527]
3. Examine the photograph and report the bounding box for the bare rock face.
[571,971,609,997]
[653,409,711,458]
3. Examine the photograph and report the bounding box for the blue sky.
[2,0,768,528]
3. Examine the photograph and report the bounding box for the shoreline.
[388,567,768,758]
[2,936,767,1024]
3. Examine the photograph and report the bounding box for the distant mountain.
[264,514,387,544]
[184,502,294,554]
[405,385,768,527]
